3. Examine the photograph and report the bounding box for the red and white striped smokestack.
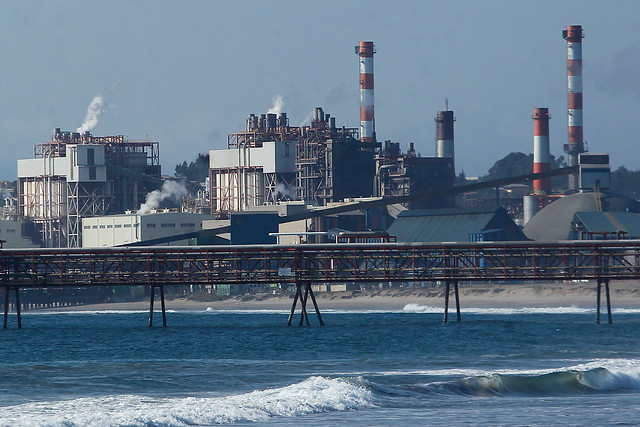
[533,108,551,194]
[356,41,375,143]
[563,25,584,190]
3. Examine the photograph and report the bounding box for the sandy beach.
[48,280,640,312]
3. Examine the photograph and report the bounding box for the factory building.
[0,219,41,248]
[209,107,378,217]
[387,207,528,243]
[17,129,161,247]
[82,211,215,247]
[523,153,640,241]
[297,107,378,205]
[374,141,454,210]
[209,112,299,215]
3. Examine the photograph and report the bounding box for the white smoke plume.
[267,95,285,115]
[138,180,188,215]
[77,95,105,133]
[274,183,296,200]
[298,109,315,127]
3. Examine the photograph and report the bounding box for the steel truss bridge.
[2,240,640,328]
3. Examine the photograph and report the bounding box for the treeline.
[174,152,640,201]
[457,151,640,200]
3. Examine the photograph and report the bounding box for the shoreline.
[38,280,640,312]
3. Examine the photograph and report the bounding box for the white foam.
[26,310,155,315]
[402,303,602,315]
[329,359,640,383]
[0,376,373,426]
[567,359,640,390]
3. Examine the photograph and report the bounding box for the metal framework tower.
[533,108,551,194]
[18,130,161,247]
[356,41,376,143]
[563,25,585,191]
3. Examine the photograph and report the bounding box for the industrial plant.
[17,130,161,247]
[5,25,640,251]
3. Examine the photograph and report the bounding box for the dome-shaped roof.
[523,191,640,241]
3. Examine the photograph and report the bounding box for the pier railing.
[2,241,639,327]
[1,241,640,287]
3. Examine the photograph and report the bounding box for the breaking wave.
[401,303,640,315]
[398,359,640,397]
[0,376,372,426]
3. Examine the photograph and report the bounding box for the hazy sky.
[1,0,639,180]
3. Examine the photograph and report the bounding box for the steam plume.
[77,95,105,133]
[299,109,315,127]
[274,183,296,200]
[138,180,188,215]
[267,95,285,115]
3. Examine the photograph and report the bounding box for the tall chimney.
[356,41,375,143]
[435,110,455,174]
[533,108,551,194]
[563,25,584,191]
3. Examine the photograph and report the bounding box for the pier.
[2,240,640,328]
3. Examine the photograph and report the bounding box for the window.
[161,223,176,228]
[107,225,113,229]
[6,229,15,233]
[99,225,106,229]
[124,224,132,228]
[115,224,123,228]
[89,167,96,180]
[92,225,98,229]
[83,226,91,230]
[147,223,156,228]
[87,148,95,165]
[180,223,196,228]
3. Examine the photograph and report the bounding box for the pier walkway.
[2,240,640,327]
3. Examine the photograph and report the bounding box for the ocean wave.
[401,303,640,315]
[328,359,640,399]
[26,310,175,315]
[419,359,640,397]
[0,376,373,426]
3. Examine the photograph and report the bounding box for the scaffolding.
[18,129,161,247]
[375,141,455,210]
[209,113,299,217]
[296,107,377,205]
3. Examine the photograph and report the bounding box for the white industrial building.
[0,219,41,248]
[209,112,298,216]
[210,140,296,214]
[82,211,215,247]
[18,129,161,248]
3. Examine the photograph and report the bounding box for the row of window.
[0,229,16,233]
[148,223,196,228]
[84,224,136,230]
[83,223,197,230]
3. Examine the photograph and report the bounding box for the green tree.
[174,154,209,183]
[611,166,640,200]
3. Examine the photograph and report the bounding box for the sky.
[1,0,639,181]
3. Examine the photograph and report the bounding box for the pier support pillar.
[148,285,167,328]
[596,279,613,325]
[287,282,324,327]
[443,280,461,324]
[3,287,22,329]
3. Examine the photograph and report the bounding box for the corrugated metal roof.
[609,212,640,237]
[573,212,616,232]
[573,211,640,238]
[387,207,526,242]
[524,191,640,241]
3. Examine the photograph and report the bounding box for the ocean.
[1,305,640,426]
